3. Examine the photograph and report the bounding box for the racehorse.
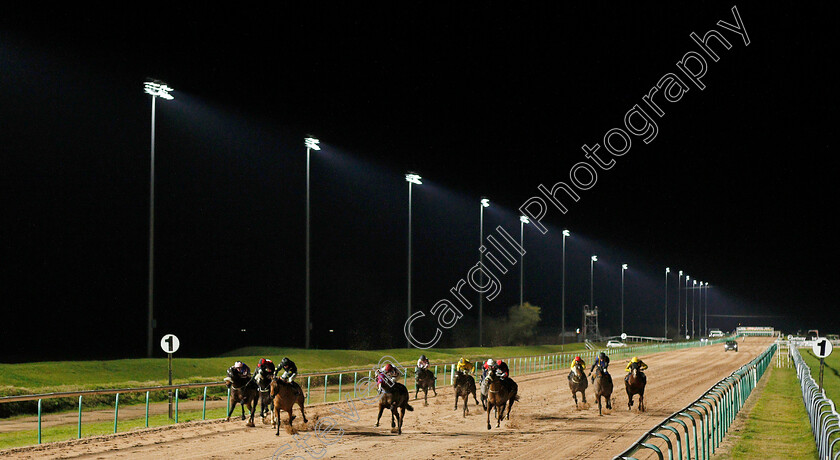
[591,364,613,415]
[568,360,588,409]
[269,378,308,436]
[485,375,519,430]
[255,367,275,424]
[376,381,414,434]
[225,372,259,427]
[625,361,646,412]
[414,367,437,406]
[453,371,479,417]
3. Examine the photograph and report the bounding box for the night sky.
[1,4,836,362]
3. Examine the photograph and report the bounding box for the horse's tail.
[513,394,521,402]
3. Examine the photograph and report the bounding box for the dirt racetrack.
[4,338,773,459]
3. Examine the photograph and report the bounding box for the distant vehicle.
[606,340,627,348]
[709,329,724,338]
[724,340,738,352]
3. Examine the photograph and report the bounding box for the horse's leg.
[454,391,459,411]
[390,405,396,428]
[274,402,281,436]
[572,390,578,408]
[432,379,437,396]
[486,402,492,430]
[463,394,469,417]
[582,387,587,404]
[240,398,246,420]
[496,401,506,427]
[398,406,405,434]
[639,389,645,412]
[298,395,308,423]
[627,387,633,410]
[246,396,256,427]
[288,401,296,425]
[226,396,237,421]
[415,386,419,400]
[505,397,514,420]
[375,404,385,427]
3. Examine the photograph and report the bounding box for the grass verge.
[714,363,817,459]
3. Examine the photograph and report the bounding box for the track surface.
[4,338,772,459]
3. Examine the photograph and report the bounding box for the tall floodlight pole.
[704,282,709,336]
[665,267,670,339]
[561,230,570,347]
[590,255,598,311]
[304,136,320,349]
[519,216,530,307]
[479,198,489,347]
[684,275,690,337]
[143,80,173,358]
[406,173,422,348]
[692,279,697,338]
[677,271,683,339]
[697,280,703,337]
[621,264,628,334]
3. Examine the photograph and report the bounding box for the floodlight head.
[591,255,598,262]
[405,173,422,185]
[705,282,709,286]
[519,215,530,224]
[481,198,490,207]
[622,264,628,270]
[694,279,697,285]
[144,80,174,100]
[562,229,570,237]
[666,267,670,273]
[304,136,321,151]
[686,275,690,280]
[679,270,683,276]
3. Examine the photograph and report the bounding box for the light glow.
[143,80,174,100]
[591,255,598,262]
[304,136,321,151]
[405,173,422,185]
[519,215,530,224]
[481,198,490,207]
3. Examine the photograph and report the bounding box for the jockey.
[415,354,430,377]
[494,360,509,380]
[377,363,401,391]
[455,357,474,376]
[254,358,275,385]
[224,361,251,387]
[590,352,610,382]
[625,356,648,381]
[571,355,586,370]
[481,358,494,382]
[279,357,297,383]
[625,356,648,372]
